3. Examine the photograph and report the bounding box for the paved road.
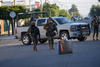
[0,32,100,67]
[0,40,100,67]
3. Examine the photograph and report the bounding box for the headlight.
[70,25,76,31]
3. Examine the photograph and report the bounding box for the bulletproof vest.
[47,22,56,32]
[93,18,99,26]
[31,26,39,36]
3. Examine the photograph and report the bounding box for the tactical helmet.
[31,21,35,26]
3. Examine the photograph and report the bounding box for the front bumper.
[70,24,91,38]
[70,31,90,38]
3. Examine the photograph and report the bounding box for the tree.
[59,9,71,18]
[89,5,100,16]
[69,4,80,17]
[43,3,59,17]
[33,3,71,18]
[0,6,26,35]
[0,6,26,20]
[50,4,59,16]
[59,9,67,17]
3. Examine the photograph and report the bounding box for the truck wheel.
[39,39,47,44]
[60,31,69,40]
[77,37,87,41]
[22,34,31,45]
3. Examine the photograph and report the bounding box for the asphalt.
[0,32,100,67]
[0,40,100,67]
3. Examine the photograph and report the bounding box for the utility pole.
[45,0,49,3]
[13,0,16,6]
[29,0,32,11]
[40,0,43,12]
[1,0,5,2]
[23,0,26,6]
[0,1,1,7]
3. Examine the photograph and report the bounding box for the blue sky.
[2,0,100,17]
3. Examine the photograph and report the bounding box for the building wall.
[35,2,40,8]
[0,20,12,35]
[0,20,4,35]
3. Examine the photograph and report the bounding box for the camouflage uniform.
[91,16,99,40]
[44,18,58,49]
[0,25,1,35]
[28,22,40,51]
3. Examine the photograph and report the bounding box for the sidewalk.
[0,35,16,40]
[0,35,21,47]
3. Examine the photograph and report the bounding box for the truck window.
[17,18,31,27]
[37,19,46,26]
[54,17,72,25]
[47,18,57,25]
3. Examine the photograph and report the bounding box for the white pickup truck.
[16,17,90,45]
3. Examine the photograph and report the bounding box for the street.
[0,33,100,67]
[0,0,100,67]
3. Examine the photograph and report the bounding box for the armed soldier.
[91,15,99,40]
[44,18,58,50]
[27,21,40,51]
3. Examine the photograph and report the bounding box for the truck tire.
[60,31,69,40]
[77,37,87,41]
[39,39,47,44]
[22,34,31,45]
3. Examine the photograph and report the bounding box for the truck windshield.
[54,17,72,24]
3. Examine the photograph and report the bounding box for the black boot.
[33,45,37,52]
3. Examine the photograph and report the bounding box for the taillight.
[15,28,17,34]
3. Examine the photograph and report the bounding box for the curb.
[0,43,21,47]
[0,36,16,40]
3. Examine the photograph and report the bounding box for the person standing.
[0,25,1,36]
[27,21,40,51]
[91,15,99,40]
[44,18,58,49]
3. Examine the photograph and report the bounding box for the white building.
[0,0,25,6]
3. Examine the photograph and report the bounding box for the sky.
[34,0,100,17]
[46,0,99,17]
[1,0,100,17]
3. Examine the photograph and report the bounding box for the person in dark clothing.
[71,17,76,22]
[28,21,40,51]
[0,25,1,35]
[44,18,58,49]
[91,15,99,40]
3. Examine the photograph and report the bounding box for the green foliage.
[89,5,100,16]
[71,4,78,12]
[50,4,59,16]
[0,5,26,20]
[69,4,80,16]
[43,3,59,17]
[59,9,67,17]
[59,9,71,18]
[33,3,71,18]
[33,7,41,12]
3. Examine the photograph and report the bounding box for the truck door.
[36,19,46,38]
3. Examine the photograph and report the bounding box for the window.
[54,17,72,25]
[17,18,31,27]
[37,19,46,26]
